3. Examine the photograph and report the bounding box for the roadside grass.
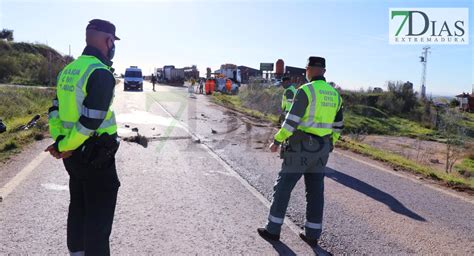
[215,93,437,139]
[211,93,279,124]
[0,86,54,162]
[338,139,474,191]
[455,157,474,179]
[459,112,474,137]
[211,92,474,192]
[344,109,436,139]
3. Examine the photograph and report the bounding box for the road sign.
[260,63,274,71]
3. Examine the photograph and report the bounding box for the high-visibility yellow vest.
[53,55,117,151]
[281,85,297,112]
[297,80,341,137]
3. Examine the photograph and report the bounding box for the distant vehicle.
[162,65,185,85]
[124,66,143,91]
[214,64,241,94]
[272,78,282,87]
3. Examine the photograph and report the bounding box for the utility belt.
[280,130,331,158]
[77,133,120,169]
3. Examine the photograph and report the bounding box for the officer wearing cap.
[45,19,121,255]
[258,56,344,247]
[279,76,297,126]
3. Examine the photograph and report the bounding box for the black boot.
[299,232,318,247]
[257,228,280,241]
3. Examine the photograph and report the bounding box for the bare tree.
[438,108,466,173]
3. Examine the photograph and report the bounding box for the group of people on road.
[187,78,204,97]
[45,18,343,255]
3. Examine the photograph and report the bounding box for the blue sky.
[0,0,472,96]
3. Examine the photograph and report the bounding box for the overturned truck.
[159,65,199,86]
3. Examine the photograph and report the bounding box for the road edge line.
[0,151,48,202]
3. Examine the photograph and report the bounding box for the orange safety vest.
[210,80,216,92]
[225,79,232,91]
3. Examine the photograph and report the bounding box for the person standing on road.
[279,76,296,126]
[258,56,344,247]
[188,78,196,97]
[151,73,157,91]
[199,78,204,94]
[45,19,121,255]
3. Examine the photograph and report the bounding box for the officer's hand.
[59,150,73,159]
[44,144,60,159]
[269,143,280,153]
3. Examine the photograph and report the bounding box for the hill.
[0,40,73,86]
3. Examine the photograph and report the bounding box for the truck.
[162,65,185,86]
[214,64,241,94]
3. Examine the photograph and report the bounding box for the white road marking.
[41,183,68,191]
[0,152,48,201]
[333,150,474,205]
[153,97,304,236]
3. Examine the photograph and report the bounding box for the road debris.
[211,129,217,134]
[0,119,6,133]
[124,124,130,128]
[132,127,139,133]
[122,134,149,148]
[12,114,41,132]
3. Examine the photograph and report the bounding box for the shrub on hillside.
[239,82,283,116]
[0,40,72,86]
[0,55,20,82]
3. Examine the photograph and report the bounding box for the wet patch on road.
[116,111,182,127]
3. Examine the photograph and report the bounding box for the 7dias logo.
[389,8,469,44]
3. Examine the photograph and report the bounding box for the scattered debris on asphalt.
[132,127,139,132]
[124,124,130,128]
[122,134,149,148]
[120,133,194,147]
[211,129,217,134]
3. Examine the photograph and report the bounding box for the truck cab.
[124,66,143,91]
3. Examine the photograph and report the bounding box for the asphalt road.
[1,81,473,255]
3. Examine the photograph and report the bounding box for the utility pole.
[419,46,430,99]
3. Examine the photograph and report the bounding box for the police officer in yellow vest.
[279,76,297,125]
[258,56,344,247]
[45,19,120,256]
